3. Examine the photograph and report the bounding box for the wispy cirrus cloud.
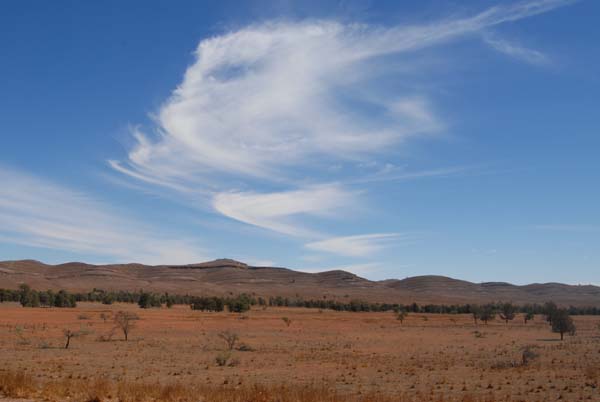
[483,34,550,65]
[110,0,574,240]
[212,185,357,237]
[305,233,403,257]
[0,166,207,264]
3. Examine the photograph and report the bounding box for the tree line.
[1,286,599,318]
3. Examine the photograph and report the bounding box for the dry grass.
[0,370,36,398]
[0,370,502,402]
[1,304,599,401]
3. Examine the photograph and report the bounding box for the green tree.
[544,301,558,325]
[551,309,575,340]
[471,305,481,325]
[524,311,535,324]
[19,284,40,307]
[479,304,496,325]
[499,302,516,324]
[138,292,161,309]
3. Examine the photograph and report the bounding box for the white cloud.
[115,0,571,182]
[110,0,573,238]
[213,184,356,237]
[305,233,401,257]
[483,34,550,65]
[0,166,207,264]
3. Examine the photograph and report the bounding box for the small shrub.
[218,331,239,351]
[282,317,292,327]
[237,343,254,352]
[521,345,539,366]
[14,325,30,346]
[395,310,407,324]
[215,351,231,366]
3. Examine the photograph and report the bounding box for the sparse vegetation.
[524,311,535,324]
[282,316,292,327]
[0,301,598,401]
[215,351,231,366]
[521,345,539,366]
[395,308,407,324]
[63,328,81,349]
[218,330,239,350]
[113,311,139,341]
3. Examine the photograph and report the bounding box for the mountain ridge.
[1,259,598,307]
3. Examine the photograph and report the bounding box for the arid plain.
[1,302,599,402]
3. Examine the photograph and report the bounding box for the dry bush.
[0,370,36,398]
[84,377,112,401]
[114,311,139,341]
[0,369,518,402]
[218,330,239,350]
[521,345,539,366]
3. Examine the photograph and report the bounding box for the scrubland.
[1,303,599,401]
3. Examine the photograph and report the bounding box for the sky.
[1,0,599,285]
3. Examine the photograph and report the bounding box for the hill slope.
[1,259,598,306]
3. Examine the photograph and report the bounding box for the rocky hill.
[1,259,598,306]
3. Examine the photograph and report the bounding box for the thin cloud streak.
[483,34,550,65]
[0,166,207,264]
[305,233,403,257]
[213,185,357,237]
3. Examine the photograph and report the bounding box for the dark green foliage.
[544,301,558,324]
[190,296,225,312]
[479,304,496,324]
[101,293,115,305]
[137,292,162,309]
[19,284,40,307]
[471,305,481,324]
[2,286,600,318]
[226,294,252,313]
[524,311,535,323]
[499,302,516,323]
[53,290,77,307]
[550,308,576,340]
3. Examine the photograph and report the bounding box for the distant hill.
[1,259,598,307]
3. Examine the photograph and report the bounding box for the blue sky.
[1,0,599,284]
